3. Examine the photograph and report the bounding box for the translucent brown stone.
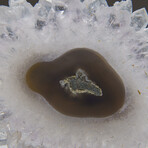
[26,48,125,117]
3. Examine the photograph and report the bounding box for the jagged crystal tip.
[131,8,148,31]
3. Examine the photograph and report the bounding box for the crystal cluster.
[0,0,148,147]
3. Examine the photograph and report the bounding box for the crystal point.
[131,8,148,31]
[114,0,132,13]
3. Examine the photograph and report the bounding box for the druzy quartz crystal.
[0,0,148,147]
[26,48,125,117]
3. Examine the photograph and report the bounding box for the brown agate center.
[26,48,125,117]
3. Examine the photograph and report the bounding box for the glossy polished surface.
[26,48,125,117]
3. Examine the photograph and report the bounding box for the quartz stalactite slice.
[26,48,125,117]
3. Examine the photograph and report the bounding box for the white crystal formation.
[0,0,148,148]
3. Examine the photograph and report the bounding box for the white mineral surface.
[0,0,148,147]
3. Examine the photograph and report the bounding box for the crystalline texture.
[0,0,148,147]
[80,0,85,3]
[0,103,11,121]
[131,8,148,31]
[53,1,67,16]
[54,5,67,14]
[0,111,10,120]
[0,1,33,24]
[35,0,52,18]
[0,131,7,146]
[34,0,52,30]
[108,14,120,29]
[7,131,22,147]
[0,125,7,147]
[85,0,108,14]
[86,0,108,7]
[9,0,26,7]
[114,0,132,13]
[0,145,8,148]
[35,20,46,30]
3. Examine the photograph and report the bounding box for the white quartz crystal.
[131,8,148,31]
[0,0,148,147]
